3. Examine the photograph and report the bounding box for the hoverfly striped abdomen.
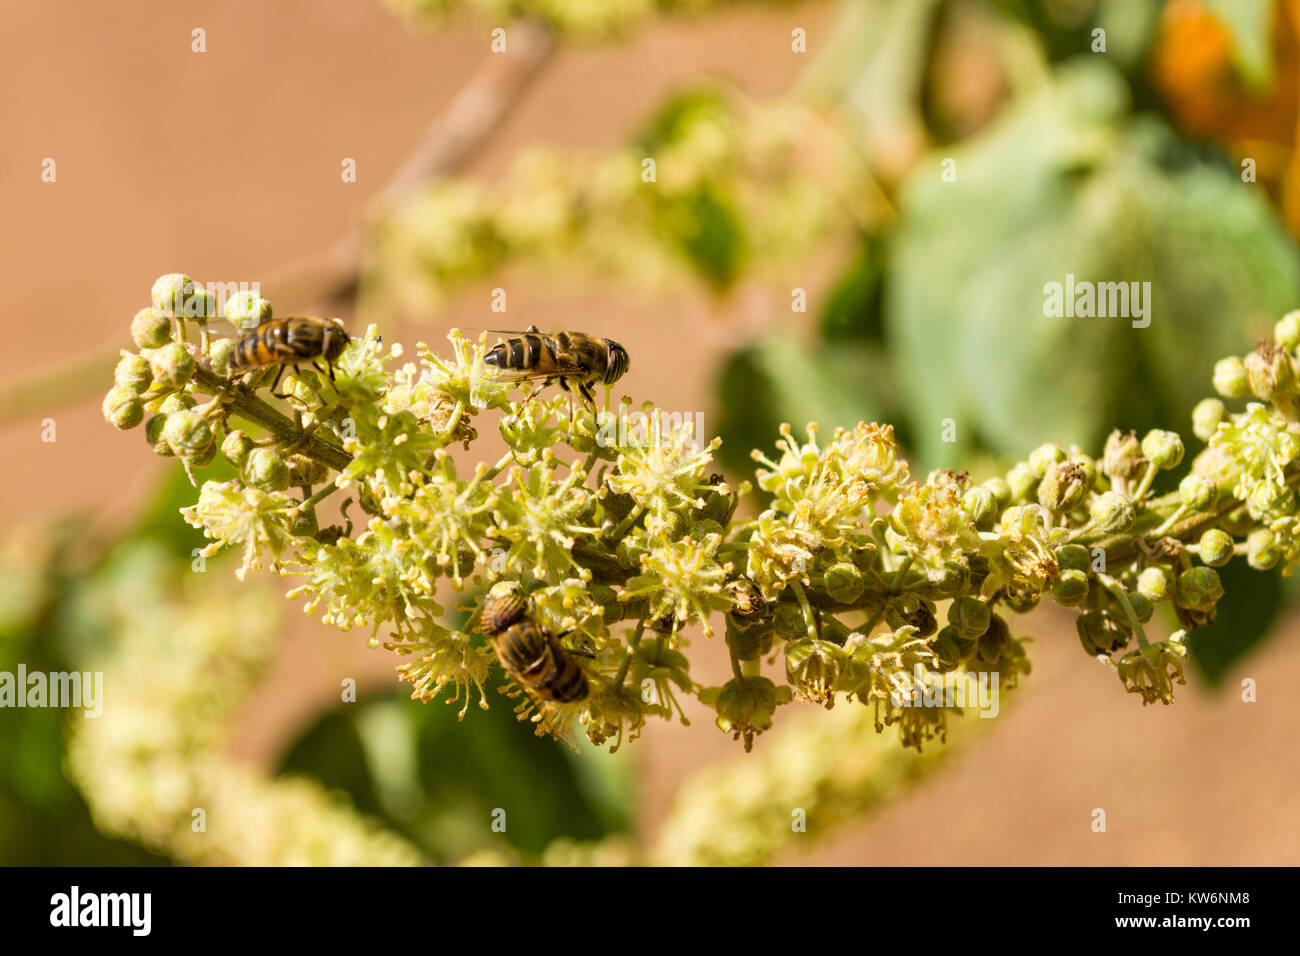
[483,324,629,405]
[480,593,589,704]
[228,317,350,394]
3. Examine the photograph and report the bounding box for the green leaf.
[887,60,1300,472]
[1183,559,1283,685]
[1204,0,1274,88]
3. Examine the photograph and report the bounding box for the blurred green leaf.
[820,238,888,342]
[1183,559,1283,685]
[1204,0,1274,88]
[888,59,1300,471]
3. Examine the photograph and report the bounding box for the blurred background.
[3,0,1300,865]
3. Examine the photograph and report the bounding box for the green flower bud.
[224,290,273,331]
[1277,310,1300,350]
[851,542,879,572]
[1136,566,1169,602]
[1027,443,1066,478]
[1178,474,1215,511]
[707,676,786,752]
[1076,610,1131,656]
[1037,461,1088,513]
[102,385,144,430]
[1056,543,1091,573]
[146,342,196,387]
[935,559,970,596]
[961,485,998,525]
[1175,567,1223,611]
[1126,590,1154,624]
[977,614,1011,663]
[288,454,328,487]
[221,429,255,468]
[1102,429,1144,482]
[113,352,153,393]
[822,562,864,604]
[158,392,196,415]
[1005,463,1038,502]
[1050,568,1090,607]
[208,337,236,377]
[930,628,963,671]
[161,409,213,459]
[784,638,844,708]
[1191,398,1226,443]
[245,446,290,491]
[1090,491,1135,533]
[885,596,937,637]
[151,273,198,314]
[144,414,174,456]
[1244,345,1295,402]
[772,603,806,641]
[1246,527,1279,571]
[183,288,218,321]
[131,307,173,349]
[1196,528,1233,567]
[186,442,217,468]
[1141,429,1184,471]
[947,596,991,639]
[728,620,773,661]
[1212,356,1250,398]
[982,477,1011,504]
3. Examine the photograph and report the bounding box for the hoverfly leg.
[267,364,286,397]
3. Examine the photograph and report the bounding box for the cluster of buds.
[105,277,1300,753]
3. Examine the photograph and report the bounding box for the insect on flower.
[229,317,351,396]
[483,325,629,405]
[479,592,589,703]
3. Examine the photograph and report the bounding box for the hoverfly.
[479,593,589,704]
[229,317,350,396]
[483,325,629,405]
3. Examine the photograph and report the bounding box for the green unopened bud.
[1212,356,1250,398]
[1175,566,1223,611]
[708,676,785,752]
[1246,527,1279,571]
[1102,430,1144,482]
[102,385,144,430]
[935,559,970,595]
[1197,528,1234,567]
[145,414,174,456]
[131,307,173,349]
[1027,443,1066,478]
[245,447,290,491]
[288,454,328,487]
[1076,610,1131,656]
[947,596,991,639]
[1005,463,1037,502]
[183,288,218,321]
[224,290,273,331]
[977,614,1011,663]
[1191,398,1226,442]
[1244,344,1295,402]
[1037,461,1088,512]
[961,485,998,525]
[1178,474,1215,510]
[113,352,153,393]
[772,603,806,641]
[221,430,255,468]
[1275,310,1300,351]
[146,342,196,387]
[728,621,773,661]
[151,273,198,314]
[823,562,864,604]
[161,409,213,459]
[1126,590,1154,624]
[851,542,879,572]
[1050,569,1090,607]
[208,337,236,377]
[158,392,196,415]
[982,477,1011,505]
[930,627,963,670]
[784,639,844,708]
[885,596,937,637]
[1090,491,1135,533]
[1056,543,1091,573]
[1136,566,1170,602]
[1141,430,1184,470]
